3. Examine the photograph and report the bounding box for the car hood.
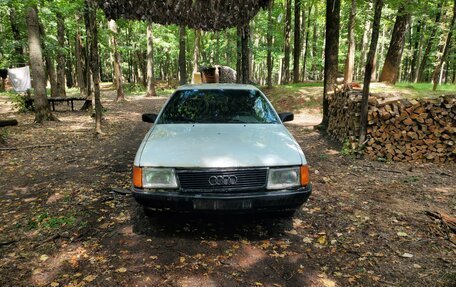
[136,124,306,168]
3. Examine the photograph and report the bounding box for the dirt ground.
[0,87,455,287]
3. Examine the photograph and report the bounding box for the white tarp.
[8,66,31,92]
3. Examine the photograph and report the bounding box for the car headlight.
[133,167,178,189]
[267,166,303,190]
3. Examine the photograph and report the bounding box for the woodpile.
[328,86,455,163]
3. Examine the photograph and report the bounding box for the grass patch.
[392,82,456,98]
[27,213,77,230]
[262,83,323,113]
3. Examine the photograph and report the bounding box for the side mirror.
[278,112,294,123]
[142,113,158,123]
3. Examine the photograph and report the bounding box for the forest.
[1,0,455,101]
[0,1,455,286]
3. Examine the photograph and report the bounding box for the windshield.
[157,89,280,124]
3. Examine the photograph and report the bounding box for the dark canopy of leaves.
[97,0,270,30]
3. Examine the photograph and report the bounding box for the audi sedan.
[132,84,311,214]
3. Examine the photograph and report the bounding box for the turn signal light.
[133,166,142,188]
[300,165,309,186]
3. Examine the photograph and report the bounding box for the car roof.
[176,83,259,91]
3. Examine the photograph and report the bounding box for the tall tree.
[178,26,187,85]
[319,0,340,129]
[56,12,66,97]
[146,22,156,97]
[359,0,383,145]
[379,3,411,84]
[86,0,102,134]
[192,29,201,83]
[236,26,242,83]
[266,0,274,88]
[75,14,87,97]
[282,0,292,84]
[293,0,301,83]
[416,0,443,82]
[302,4,312,81]
[344,0,356,82]
[108,19,125,101]
[39,20,58,98]
[432,0,456,90]
[241,24,251,84]
[409,20,422,82]
[26,6,55,123]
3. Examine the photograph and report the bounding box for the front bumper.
[132,185,312,212]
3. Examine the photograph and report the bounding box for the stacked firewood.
[328,86,455,163]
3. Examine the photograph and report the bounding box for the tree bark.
[39,20,58,98]
[241,24,251,84]
[266,0,274,88]
[432,0,455,91]
[293,0,301,83]
[379,4,410,84]
[65,30,74,88]
[344,0,356,83]
[236,26,242,83]
[86,0,102,134]
[409,20,422,81]
[179,26,187,85]
[26,7,55,123]
[311,16,318,80]
[56,12,66,97]
[146,22,156,97]
[417,0,443,82]
[359,0,383,145]
[108,19,125,101]
[193,29,201,77]
[320,0,340,130]
[75,15,87,97]
[302,5,312,81]
[282,0,292,84]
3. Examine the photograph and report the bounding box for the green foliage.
[27,212,77,230]
[6,92,33,113]
[340,139,353,156]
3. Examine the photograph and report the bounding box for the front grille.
[176,168,267,192]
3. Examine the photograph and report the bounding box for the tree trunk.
[320,0,340,130]
[282,0,292,84]
[10,7,25,64]
[146,22,156,97]
[56,12,66,97]
[236,26,242,83]
[344,0,356,82]
[432,0,455,91]
[302,5,312,81]
[266,0,274,88]
[417,0,443,82]
[311,17,318,80]
[75,15,87,97]
[359,0,383,145]
[409,20,422,81]
[379,4,410,84]
[26,7,55,123]
[39,21,58,98]
[108,19,125,101]
[293,0,301,83]
[192,29,201,83]
[179,26,187,85]
[240,24,251,84]
[65,30,74,88]
[86,0,102,134]
[358,14,371,80]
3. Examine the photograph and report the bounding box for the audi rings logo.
[209,175,238,186]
